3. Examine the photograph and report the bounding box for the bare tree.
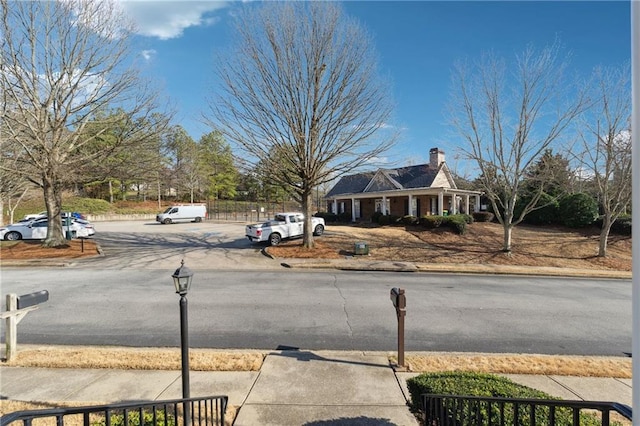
[0,0,168,246]
[449,41,588,252]
[208,2,396,248]
[577,63,631,257]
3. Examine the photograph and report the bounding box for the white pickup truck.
[245,212,325,246]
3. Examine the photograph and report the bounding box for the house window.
[354,200,361,218]
[339,202,345,214]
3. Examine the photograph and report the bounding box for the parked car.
[21,211,47,221]
[22,211,86,221]
[0,218,94,241]
[245,212,325,245]
[156,204,207,224]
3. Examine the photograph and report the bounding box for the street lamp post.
[172,260,193,423]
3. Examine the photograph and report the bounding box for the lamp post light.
[172,260,193,405]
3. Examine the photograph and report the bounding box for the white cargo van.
[156,205,207,224]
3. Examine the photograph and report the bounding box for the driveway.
[76,220,283,270]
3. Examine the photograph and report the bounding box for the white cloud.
[141,49,157,61]
[117,1,228,40]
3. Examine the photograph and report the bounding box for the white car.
[0,218,94,241]
[21,211,48,221]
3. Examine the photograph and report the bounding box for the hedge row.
[407,372,606,425]
[368,212,473,235]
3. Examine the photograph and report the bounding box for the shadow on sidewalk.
[271,346,391,369]
[304,417,397,425]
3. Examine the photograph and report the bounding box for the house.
[325,148,483,222]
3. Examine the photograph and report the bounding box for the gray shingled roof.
[327,164,439,197]
[326,172,375,197]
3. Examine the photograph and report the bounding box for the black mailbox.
[17,290,49,310]
[390,287,406,309]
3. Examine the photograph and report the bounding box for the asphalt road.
[0,220,632,356]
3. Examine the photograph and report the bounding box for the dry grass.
[398,353,631,378]
[4,345,631,378]
[4,346,265,371]
[268,222,631,271]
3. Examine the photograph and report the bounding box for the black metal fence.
[421,394,632,426]
[1,395,228,426]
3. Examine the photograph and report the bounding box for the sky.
[118,0,632,173]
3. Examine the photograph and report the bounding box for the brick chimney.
[429,148,445,169]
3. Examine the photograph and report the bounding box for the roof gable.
[363,170,403,192]
[326,162,456,197]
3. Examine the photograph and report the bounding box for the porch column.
[382,196,388,215]
[464,195,470,214]
[438,192,444,215]
[451,195,457,214]
[351,198,356,222]
[475,195,480,212]
[408,194,414,216]
[332,199,337,214]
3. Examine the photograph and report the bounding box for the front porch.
[327,189,482,222]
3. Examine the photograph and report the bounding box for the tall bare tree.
[449,41,588,252]
[577,63,631,257]
[208,2,396,248]
[0,0,167,246]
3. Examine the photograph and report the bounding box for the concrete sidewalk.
[0,350,633,425]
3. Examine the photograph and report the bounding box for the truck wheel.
[163,218,172,224]
[195,217,202,223]
[4,231,22,241]
[269,233,282,246]
[313,224,324,236]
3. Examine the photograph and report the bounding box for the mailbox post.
[1,290,49,361]
[389,287,406,370]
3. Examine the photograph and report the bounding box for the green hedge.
[558,193,598,228]
[473,211,494,222]
[595,214,632,236]
[446,215,467,234]
[314,211,351,223]
[401,215,419,225]
[407,372,609,426]
[92,409,174,426]
[419,215,443,228]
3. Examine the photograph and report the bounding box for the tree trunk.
[109,180,114,204]
[0,199,4,226]
[598,216,612,257]
[502,223,513,252]
[42,176,66,247]
[302,189,315,249]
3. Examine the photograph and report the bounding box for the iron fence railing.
[0,395,228,426]
[421,394,632,426]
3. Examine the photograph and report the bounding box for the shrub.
[459,213,474,224]
[378,214,401,226]
[444,215,467,235]
[472,211,494,222]
[337,212,352,223]
[92,409,175,426]
[371,211,384,224]
[612,215,632,235]
[521,193,560,225]
[407,372,606,426]
[558,193,598,228]
[314,211,337,222]
[401,215,419,225]
[419,215,443,228]
[595,214,632,236]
